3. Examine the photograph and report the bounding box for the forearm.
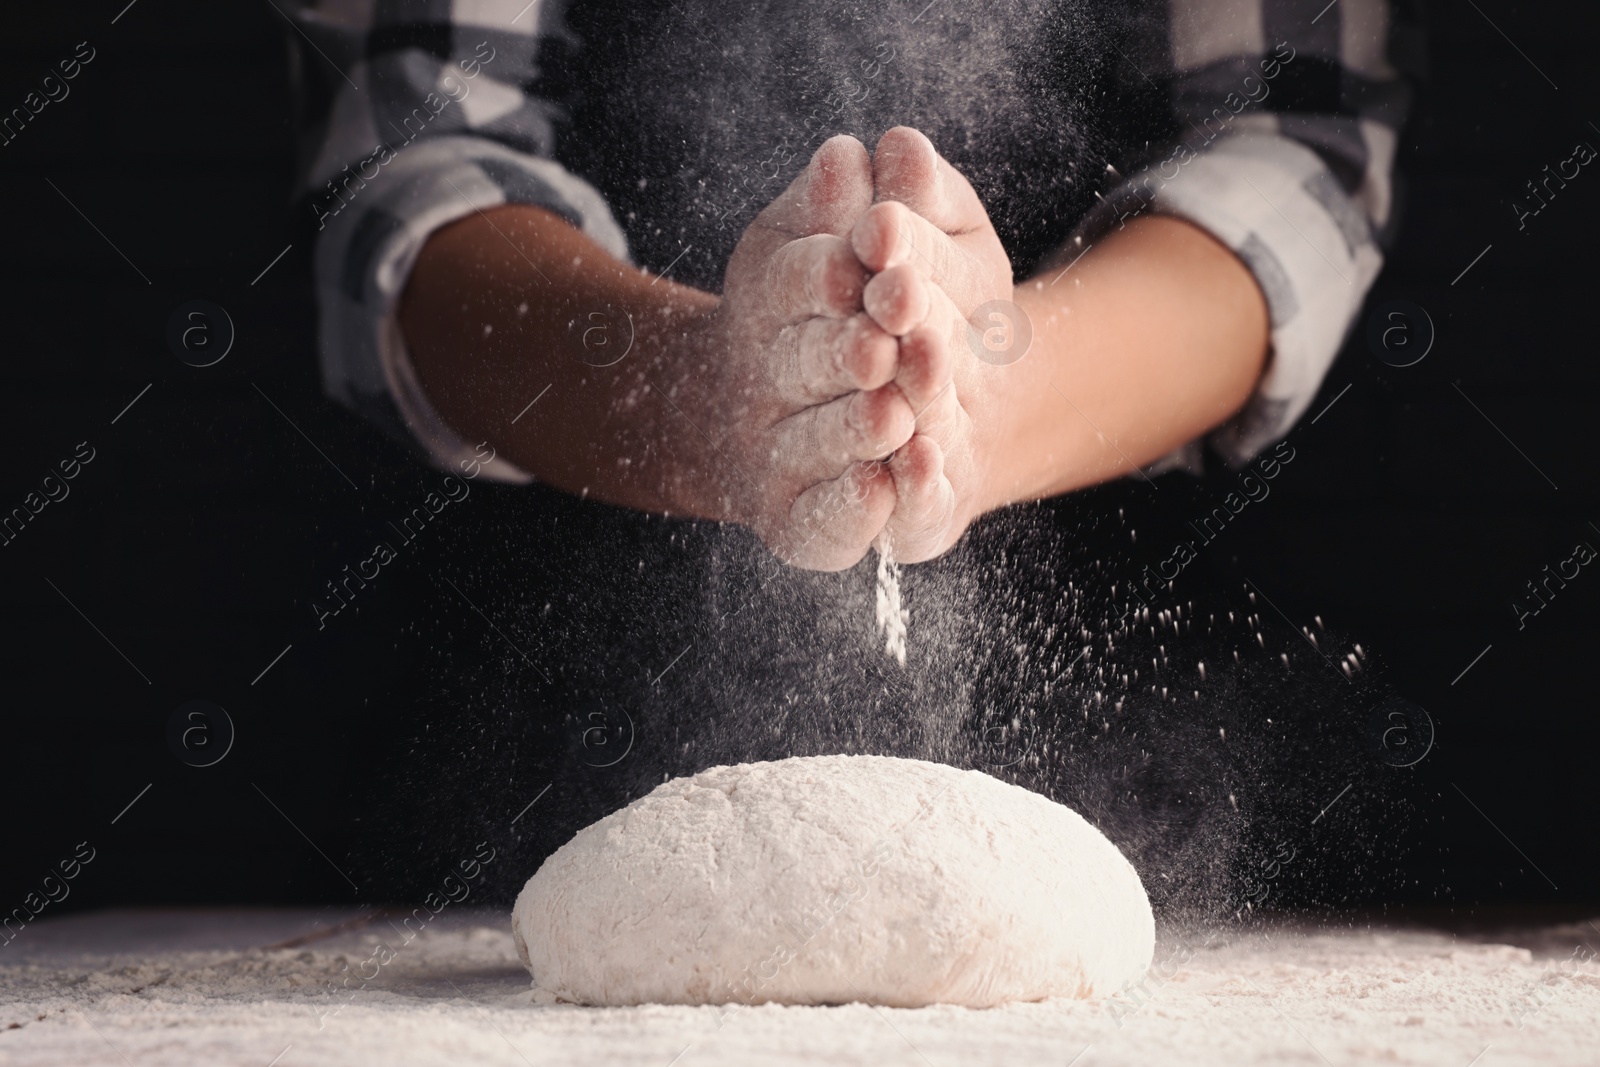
[974,215,1270,511]
[401,207,1268,535]
[398,205,724,517]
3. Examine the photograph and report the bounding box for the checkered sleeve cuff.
[312,137,630,483]
[1087,130,1384,467]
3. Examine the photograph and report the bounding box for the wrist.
[636,295,739,522]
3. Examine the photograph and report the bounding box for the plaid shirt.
[288,0,1408,481]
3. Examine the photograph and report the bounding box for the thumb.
[754,135,873,240]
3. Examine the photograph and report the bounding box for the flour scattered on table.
[874,533,909,666]
[11,905,1600,1065]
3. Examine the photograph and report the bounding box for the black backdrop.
[2,1,1596,920]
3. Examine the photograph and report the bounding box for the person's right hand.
[707,135,915,571]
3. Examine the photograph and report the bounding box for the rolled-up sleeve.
[288,0,628,481]
[1089,0,1409,466]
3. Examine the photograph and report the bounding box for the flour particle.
[875,533,909,666]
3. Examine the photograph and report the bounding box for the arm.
[397,204,724,519]
[400,159,1268,548]
[860,0,1408,560]
[849,128,1268,562]
[981,214,1268,509]
[288,0,907,569]
[1095,0,1409,463]
[287,0,642,486]
[399,137,914,571]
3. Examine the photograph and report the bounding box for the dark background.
[1,0,1595,920]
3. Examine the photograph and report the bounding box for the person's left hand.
[848,126,1017,563]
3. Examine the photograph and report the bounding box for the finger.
[772,313,898,405]
[755,134,873,240]
[763,234,869,323]
[894,318,956,421]
[862,263,932,337]
[885,434,958,564]
[773,383,915,484]
[871,126,991,236]
[852,200,984,309]
[778,461,896,572]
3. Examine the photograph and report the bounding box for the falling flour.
[874,534,909,666]
[511,755,1155,1007]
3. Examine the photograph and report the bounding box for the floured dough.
[512,754,1153,1007]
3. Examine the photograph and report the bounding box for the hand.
[708,135,914,571]
[848,127,1016,563]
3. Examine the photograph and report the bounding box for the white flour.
[7,907,1600,1066]
[874,534,909,666]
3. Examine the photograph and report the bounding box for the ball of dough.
[512,754,1153,1008]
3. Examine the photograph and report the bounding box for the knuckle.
[828,326,861,385]
[775,322,802,377]
[844,319,890,386]
[821,251,859,311]
[841,391,874,447]
[802,252,829,312]
[885,204,917,257]
[882,199,914,227]
[848,391,896,453]
[796,239,856,314]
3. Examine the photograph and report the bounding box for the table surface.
[2,906,1597,1066]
